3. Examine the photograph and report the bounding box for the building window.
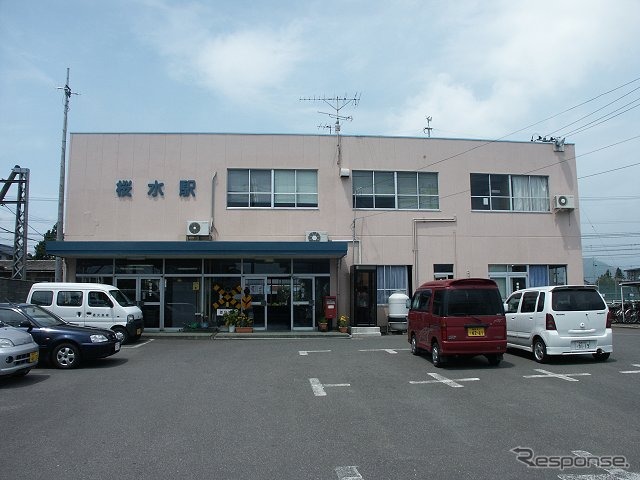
[470,174,549,212]
[353,171,439,210]
[227,169,318,208]
[434,264,454,280]
[376,265,409,304]
[549,265,567,286]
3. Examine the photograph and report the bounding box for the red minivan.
[407,278,506,367]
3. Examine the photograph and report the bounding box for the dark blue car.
[0,303,121,369]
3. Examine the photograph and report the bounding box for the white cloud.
[194,28,303,99]
[388,0,640,139]
[135,1,304,101]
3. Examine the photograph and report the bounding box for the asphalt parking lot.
[2,327,639,480]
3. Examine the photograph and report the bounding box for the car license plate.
[115,342,121,352]
[29,351,39,362]
[573,340,591,350]
[136,328,142,335]
[468,327,485,337]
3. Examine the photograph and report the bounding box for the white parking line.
[298,350,332,356]
[309,378,351,397]
[335,466,363,479]
[358,348,410,354]
[410,372,480,388]
[122,339,154,349]
[523,369,591,382]
[620,364,640,374]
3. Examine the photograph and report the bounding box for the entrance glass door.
[511,277,527,293]
[293,277,314,329]
[115,277,162,329]
[266,277,291,331]
[244,277,266,329]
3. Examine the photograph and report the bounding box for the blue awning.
[45,241,349,258]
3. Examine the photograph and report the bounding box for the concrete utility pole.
[55,68,77,281]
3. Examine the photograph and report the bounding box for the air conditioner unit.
[306,230,329,242]
[553,195,575,210]
[186,221,210,236]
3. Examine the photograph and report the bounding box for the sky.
[1,0,639,277]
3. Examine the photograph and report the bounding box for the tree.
[615,268,625,280]
[33,224,57,260]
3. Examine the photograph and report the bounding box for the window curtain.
[511,176,530,211]
[377,265,408,304]
[529,265,549,287]
[530,176,549,211]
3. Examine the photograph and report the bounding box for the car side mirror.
[19,320,33,332]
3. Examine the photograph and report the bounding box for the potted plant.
[235,311,253,333]
[223,309,241,333]
[318,315,328,332]
[338,314,349,333]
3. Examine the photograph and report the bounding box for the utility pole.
[0,166,29,279]
[55,68,78,281]
[300,94,360,166]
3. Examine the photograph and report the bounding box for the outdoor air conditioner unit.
[306,230,329,242]
[553,195,575,210]
[186,221,210,236]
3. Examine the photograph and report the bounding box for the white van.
[27,283,144,344]
[504,285,612,363]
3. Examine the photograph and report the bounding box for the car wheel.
[533,338,547,363]
[410,334,420,355]
[431,341,444,368]
[113,327,130,344]
[52,343,80,369]
[593,351,611,361]
[487,354,502,366]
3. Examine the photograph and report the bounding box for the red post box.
[323,296,337,320]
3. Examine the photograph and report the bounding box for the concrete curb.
[143,331,351,340]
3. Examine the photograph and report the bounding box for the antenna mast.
[423,116,433,137]
[300,93,361,165]
[55,68,79,281]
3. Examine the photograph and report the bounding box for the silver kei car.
[0,320,39,377]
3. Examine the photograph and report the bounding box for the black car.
[0,303,121,369]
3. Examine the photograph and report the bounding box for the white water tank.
[388,292,409,319]
[387,292,409,332]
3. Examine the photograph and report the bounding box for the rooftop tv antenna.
[423,116,433,137]
[300,93,361,165]
[55,67,80,281]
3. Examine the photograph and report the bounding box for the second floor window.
[352,171,439,209]
[227,169,318,208]
[470,173,549,212]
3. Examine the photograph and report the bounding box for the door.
[115,278,162,329]
[517,291,540,346]
[505,292,522,344]
[266,277,291,331]
[293,277,314,329]
[351,265,377,326]
[244,277,266,329]
[511,277,527,293]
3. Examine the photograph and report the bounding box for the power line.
[578,158,640,180]
[350,77,640,225]
[546,85,640,138]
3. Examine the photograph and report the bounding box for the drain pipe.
[413,217,457,287]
